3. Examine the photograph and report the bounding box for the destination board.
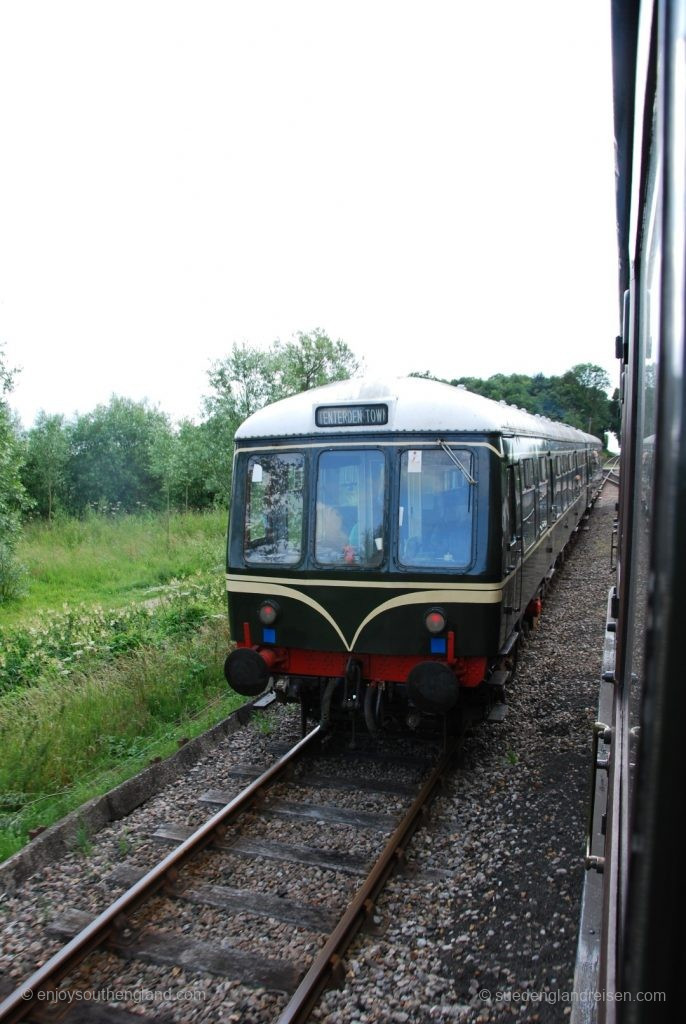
[315,404,389,428]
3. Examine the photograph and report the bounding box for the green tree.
[429,364,616,443]
[0,348,28,601]
[22,412,70,520]
[204,330,359,503]
[147,418,215,518]
[203,345,270,505]
[149,416,176,543]
[173,419,210,511]
[566,363,613,436]
[207,330,359,424]
[68,396,170,513]
[278,329,359,393]
[199,413,235,507]
[206,343,280,425]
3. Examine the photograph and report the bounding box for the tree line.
[0,333,615,602]
[13,330,359,521]
[412,364,619,439]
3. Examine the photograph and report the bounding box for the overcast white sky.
[0,0,618,430]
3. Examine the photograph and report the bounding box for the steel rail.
[0,724,321,1024]
[602,455,620,487]
[276,741,455,1024]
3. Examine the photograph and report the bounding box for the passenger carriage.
[224,376,602,731]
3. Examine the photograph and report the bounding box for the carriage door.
[504,465,522,630]
[537,455,550,535]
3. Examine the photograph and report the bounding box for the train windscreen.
[314,449,385,567]
[398,448,475,568]
[243,453,305,564]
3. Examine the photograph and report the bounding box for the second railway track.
[0,724,457,1023]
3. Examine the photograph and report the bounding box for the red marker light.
[259,600,279,625]
[425,609,446,634]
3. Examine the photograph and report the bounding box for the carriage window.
[507,466,519,547]
[399,448,475,568]
[244,453,304,564]
[315,450,385,566]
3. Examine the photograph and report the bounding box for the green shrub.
[0,542,27,604]
[0,573,223,695]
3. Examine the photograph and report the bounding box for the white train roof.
[234,375,601,445]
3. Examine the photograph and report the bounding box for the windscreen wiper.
[437,439,476,486]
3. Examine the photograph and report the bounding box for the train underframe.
[272,652,515,738]
[224,592,544,740]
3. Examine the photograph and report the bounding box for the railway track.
[0,724,456,1023]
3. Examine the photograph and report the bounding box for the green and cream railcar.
[224,376,602,730]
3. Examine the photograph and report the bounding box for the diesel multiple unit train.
[224,376,602,732]
[573,0,685,1020]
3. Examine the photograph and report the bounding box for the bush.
[0,542,27,604]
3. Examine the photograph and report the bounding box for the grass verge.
[0,510,244,864]
[0,610,243,863]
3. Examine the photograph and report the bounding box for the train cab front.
[224,419,503,734]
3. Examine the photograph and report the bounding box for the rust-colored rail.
[0,725,321,1024]
[276,741,455,1024]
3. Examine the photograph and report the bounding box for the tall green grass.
[1,508,227,627]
